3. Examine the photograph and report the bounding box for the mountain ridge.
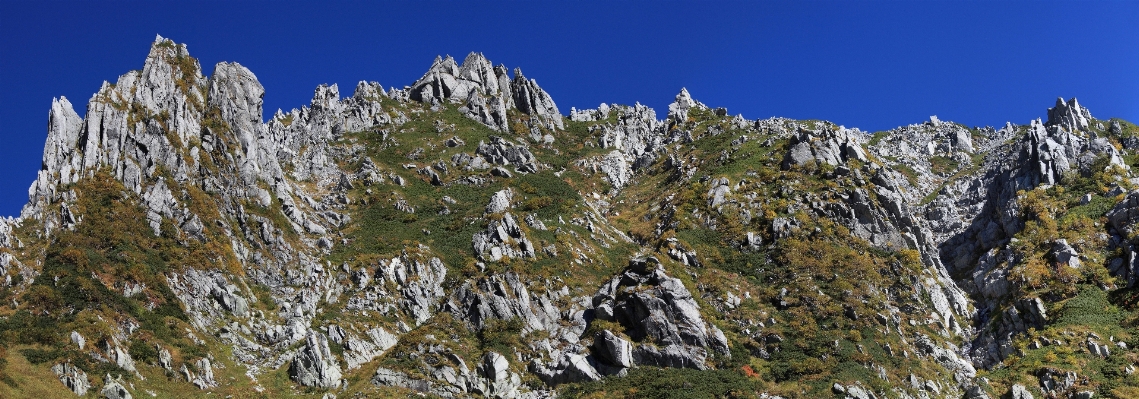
[2,35,1139,399]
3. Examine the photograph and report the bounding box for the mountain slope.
[2,35,1139,399]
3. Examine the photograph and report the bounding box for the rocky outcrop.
[591,257,729,370]
[913,334,976,382]
[447,272,573,335]
[1046,97,1092,133]
[51,363,91,396]
[472,213,536,262]
[101,374,133,399]
[289,332,343,388]
[408,53,562,132]
[510,68,563,130]
[920,105,1128,368]
[781,126,868,169]
[475,351,524,399]
[593,330,634,368]
[476,136,540,173]
[25,35,207,232]
[344,252,448,327]
[337,325,398,370]
[667,88,704,124]
[185,358,218,389]
[589,100,686,190]
[1008,384,1035,399]
[1107,190,1139,286]
[104,337,139,378]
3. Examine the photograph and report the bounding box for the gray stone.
[1052,239,1081,268]
[486,188,514,214]
[190,358,218,389]
[157,346,173,371]
[477,351,522,399]
[101,374,132,399]
[289,332,343,388]
[1046,97,1092,132]
[593,330,634,368]
[1008,384,1034,399]
[70,330,86,350]
[51,363,91,396]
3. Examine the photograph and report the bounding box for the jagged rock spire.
[510,67,564,130]
[667,87,704,124]
[405,52,563,131]
[1046,97,1092,132]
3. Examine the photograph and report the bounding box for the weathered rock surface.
[101,374,133,399]
[591,257,729,369]
[408,53,561,132]
[52,363,91,396]
[473,213,536,262]
[289,332,343,388]
[1008,384,1035,399]
[781,126,868,169]
[11,34,1139,398]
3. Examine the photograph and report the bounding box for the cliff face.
[2,35,1138,399]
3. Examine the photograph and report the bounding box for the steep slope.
[2,36,1139,399]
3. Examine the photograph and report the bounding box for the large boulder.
[590,257,730,370]
[593,330,634,368]
[51,363,91,396]
[781,127,867,170]
[289,332,343,388]
[475,352,523,399]
[101,374,132,399]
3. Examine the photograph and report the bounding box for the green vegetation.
[560,367,760,399]
[929,155,960,175]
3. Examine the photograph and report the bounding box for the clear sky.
[1,1,1137,216]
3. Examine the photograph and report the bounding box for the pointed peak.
[149,34,182,52]
[1046,96,1092,131]
[667,87,705,122]
[513,67,524,79]
[352,81,384,99]
[462,51,488,65]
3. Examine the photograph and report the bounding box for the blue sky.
[1,1,1137,216]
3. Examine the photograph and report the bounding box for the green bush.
[560,366,758,399]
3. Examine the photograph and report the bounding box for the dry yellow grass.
[0,346,75,399]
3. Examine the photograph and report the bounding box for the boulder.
[190,358,218,389]
[590,260,729,370]
[289,332,343,388]
[1052,239,1080,268]
[486,188,514,214]
[476,136,539,173]
[101,374,132,399]
[1008,384,1035,399]
[476,351,522,399]
[593,330,634,368]
[51,363,91,396]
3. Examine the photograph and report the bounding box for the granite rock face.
[11,34,1139,399]
[408,53,562,132]
[1046,97,1093,133]
[289,332,343,388]
[101,374,133,399]
[52,363,91,396]
[781,126,868,169]
[590,258,729,370]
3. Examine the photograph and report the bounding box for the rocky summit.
[2,35,1139,399]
